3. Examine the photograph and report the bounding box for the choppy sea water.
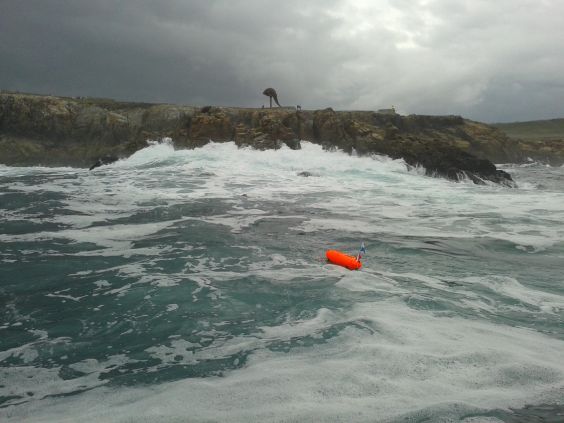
[1,141,563,423]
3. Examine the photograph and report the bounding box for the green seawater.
[1,141,564,422]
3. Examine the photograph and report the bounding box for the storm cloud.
[1,0,563,122]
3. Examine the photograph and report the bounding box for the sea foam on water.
[1,141,564,422]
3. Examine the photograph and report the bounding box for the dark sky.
[1,0,563,122]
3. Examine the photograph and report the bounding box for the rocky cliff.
[492,119,564,166]
[0,92,530,184]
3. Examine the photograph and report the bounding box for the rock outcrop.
[0,92,536,184]
[491,119,564,166]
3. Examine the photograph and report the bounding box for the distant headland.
[1,91,563,184]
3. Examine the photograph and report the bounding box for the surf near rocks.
[0,91,529,185]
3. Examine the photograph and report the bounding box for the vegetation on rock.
[2,92,558,183]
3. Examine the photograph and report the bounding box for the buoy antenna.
[356,242,366,261]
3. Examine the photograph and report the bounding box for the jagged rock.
[89,155,119,170]
[406,142,514,186]
[513,138,564,165]
[234,111,300,150]
[283,139,301,150]
[189,110,232,145]
[0,92,538,184]
[253,136,283,150]
[313,108,351,151]
[257,113,295,141]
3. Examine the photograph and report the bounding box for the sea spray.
[1,142,564,422]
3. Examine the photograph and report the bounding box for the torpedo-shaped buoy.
[326,250,362,270]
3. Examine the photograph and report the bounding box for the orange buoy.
[326,250,362,270]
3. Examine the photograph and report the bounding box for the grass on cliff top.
[492,118,564,140]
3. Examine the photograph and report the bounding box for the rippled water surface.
[1,141,564,422]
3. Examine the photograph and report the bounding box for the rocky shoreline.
[0,92,556,184]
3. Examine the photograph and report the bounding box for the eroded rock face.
[313,108,351,150]
[397,141,514,186]
[0,92,536,184]
[231,110,301,150]
[189,109,233,146]
[491,120,564,166]
[513,139,564,166]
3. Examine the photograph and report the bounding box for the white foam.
[464,275,564,314]
[145,339,200,365]
[112,138,176,168]
[3,141,564,422]
[4,142,564,259]
[166,304,179,312]
[45,293,85,302]
[0,333,70,365]
[0,220,181,249]
[3,301,564,422]
[335,271,405,294]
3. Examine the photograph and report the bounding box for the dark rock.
[313,108,351,151]
[376,139,515,185]
[252,136,283,150]
[283,139,301,150]
[0,92,535,184]
[189,109,232,144]
[297,171,313,177]
[490,403,564,423]
[89,155,119,170]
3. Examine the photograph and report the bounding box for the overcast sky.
[1,0,563,122]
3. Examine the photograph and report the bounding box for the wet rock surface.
[0,92,546,184]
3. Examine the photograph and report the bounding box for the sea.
[1,140,563,422]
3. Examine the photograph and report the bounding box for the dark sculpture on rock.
[263,88,281,108]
